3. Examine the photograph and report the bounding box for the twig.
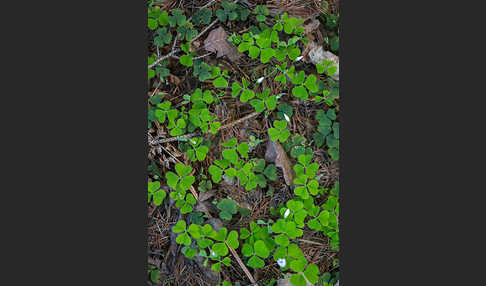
[193,52,214,60]
[227,244,258,286]
[297,238,326,246]
[148,49,180,69]
[151,111,261,144]
[190,18,218,43]
[200,0,220,10]
[151,133,200,144]
[220,111,260,130]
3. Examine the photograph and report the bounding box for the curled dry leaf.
[204,27,240,62]
[305,41,340,81]
[265,140,295,186]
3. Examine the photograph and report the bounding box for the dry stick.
[148,49,179,69]
[227,244,258,286]
[152,111,261,144]
[297,238,326,246]
[190,18,218,43]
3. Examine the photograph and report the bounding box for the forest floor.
[147,1,340,285]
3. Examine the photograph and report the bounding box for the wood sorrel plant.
[172,220,240,272]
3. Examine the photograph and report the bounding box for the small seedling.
[185,137,210,162]
[313,109,339,160]
[192,9,212,26]
[217,198,238,220]
[154,27,172,47]
[253,5,269,22]
[292,154,320,199]
[250,89,278,112]
[208,138,259,190]
[193,60,216,82]
[212,66,229,88]
[289,71,319,100]
[148,181,166,206]
[216,1,250,23]
[168,9,187,27]
[274,13,305,35]
[177,22,197,41]
[268,120,291,143]
[180,42,195,67]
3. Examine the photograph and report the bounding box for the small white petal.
[277,258,287,267]
[284,113,290,122]
[284,208,291,218]
[295,56,304,61]
[256,77,265,84]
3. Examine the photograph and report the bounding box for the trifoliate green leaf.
[165,171,179,189]
[292,85,308,100]
[247,255,265,268]
[254,240,270,258]
[226,230,239,249]
[212,242,229,256]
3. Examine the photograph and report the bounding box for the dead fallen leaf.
[304,18,320,34]
[265,140,295,186]
[198,189,215,202]
[204,27,240,62]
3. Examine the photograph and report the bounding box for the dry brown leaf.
[304,18,320,34]
[204,27,240,62]
[265,140,295,186]
[198,189,215,202]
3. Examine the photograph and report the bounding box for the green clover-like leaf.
[211,227,228,242]
[180,54,193,67]
[212,242,229,256]
[240,228,251,239]
[275,234,289,246]
[254,240,270,258]
[152,190,166,206]
[222,149,239,165]
[247,255,265,268]
[208,165,223,183]
[292,85,308,100]
[290,257,307,272]
[213,76,228,88]
[226,230,239,249]
[172,220,186,233]
[237,142,249,158]
[166,171,179,189]
[289,273,306,286]
[304,263,320,284]
[242,243,253,257]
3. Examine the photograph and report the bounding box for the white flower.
[284,208,291,218]
[277,258,287,267]
[295,56,304,62]
[284,113,291,122]
[256,77,265,84]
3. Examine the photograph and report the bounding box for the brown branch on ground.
[151,111,261,144]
